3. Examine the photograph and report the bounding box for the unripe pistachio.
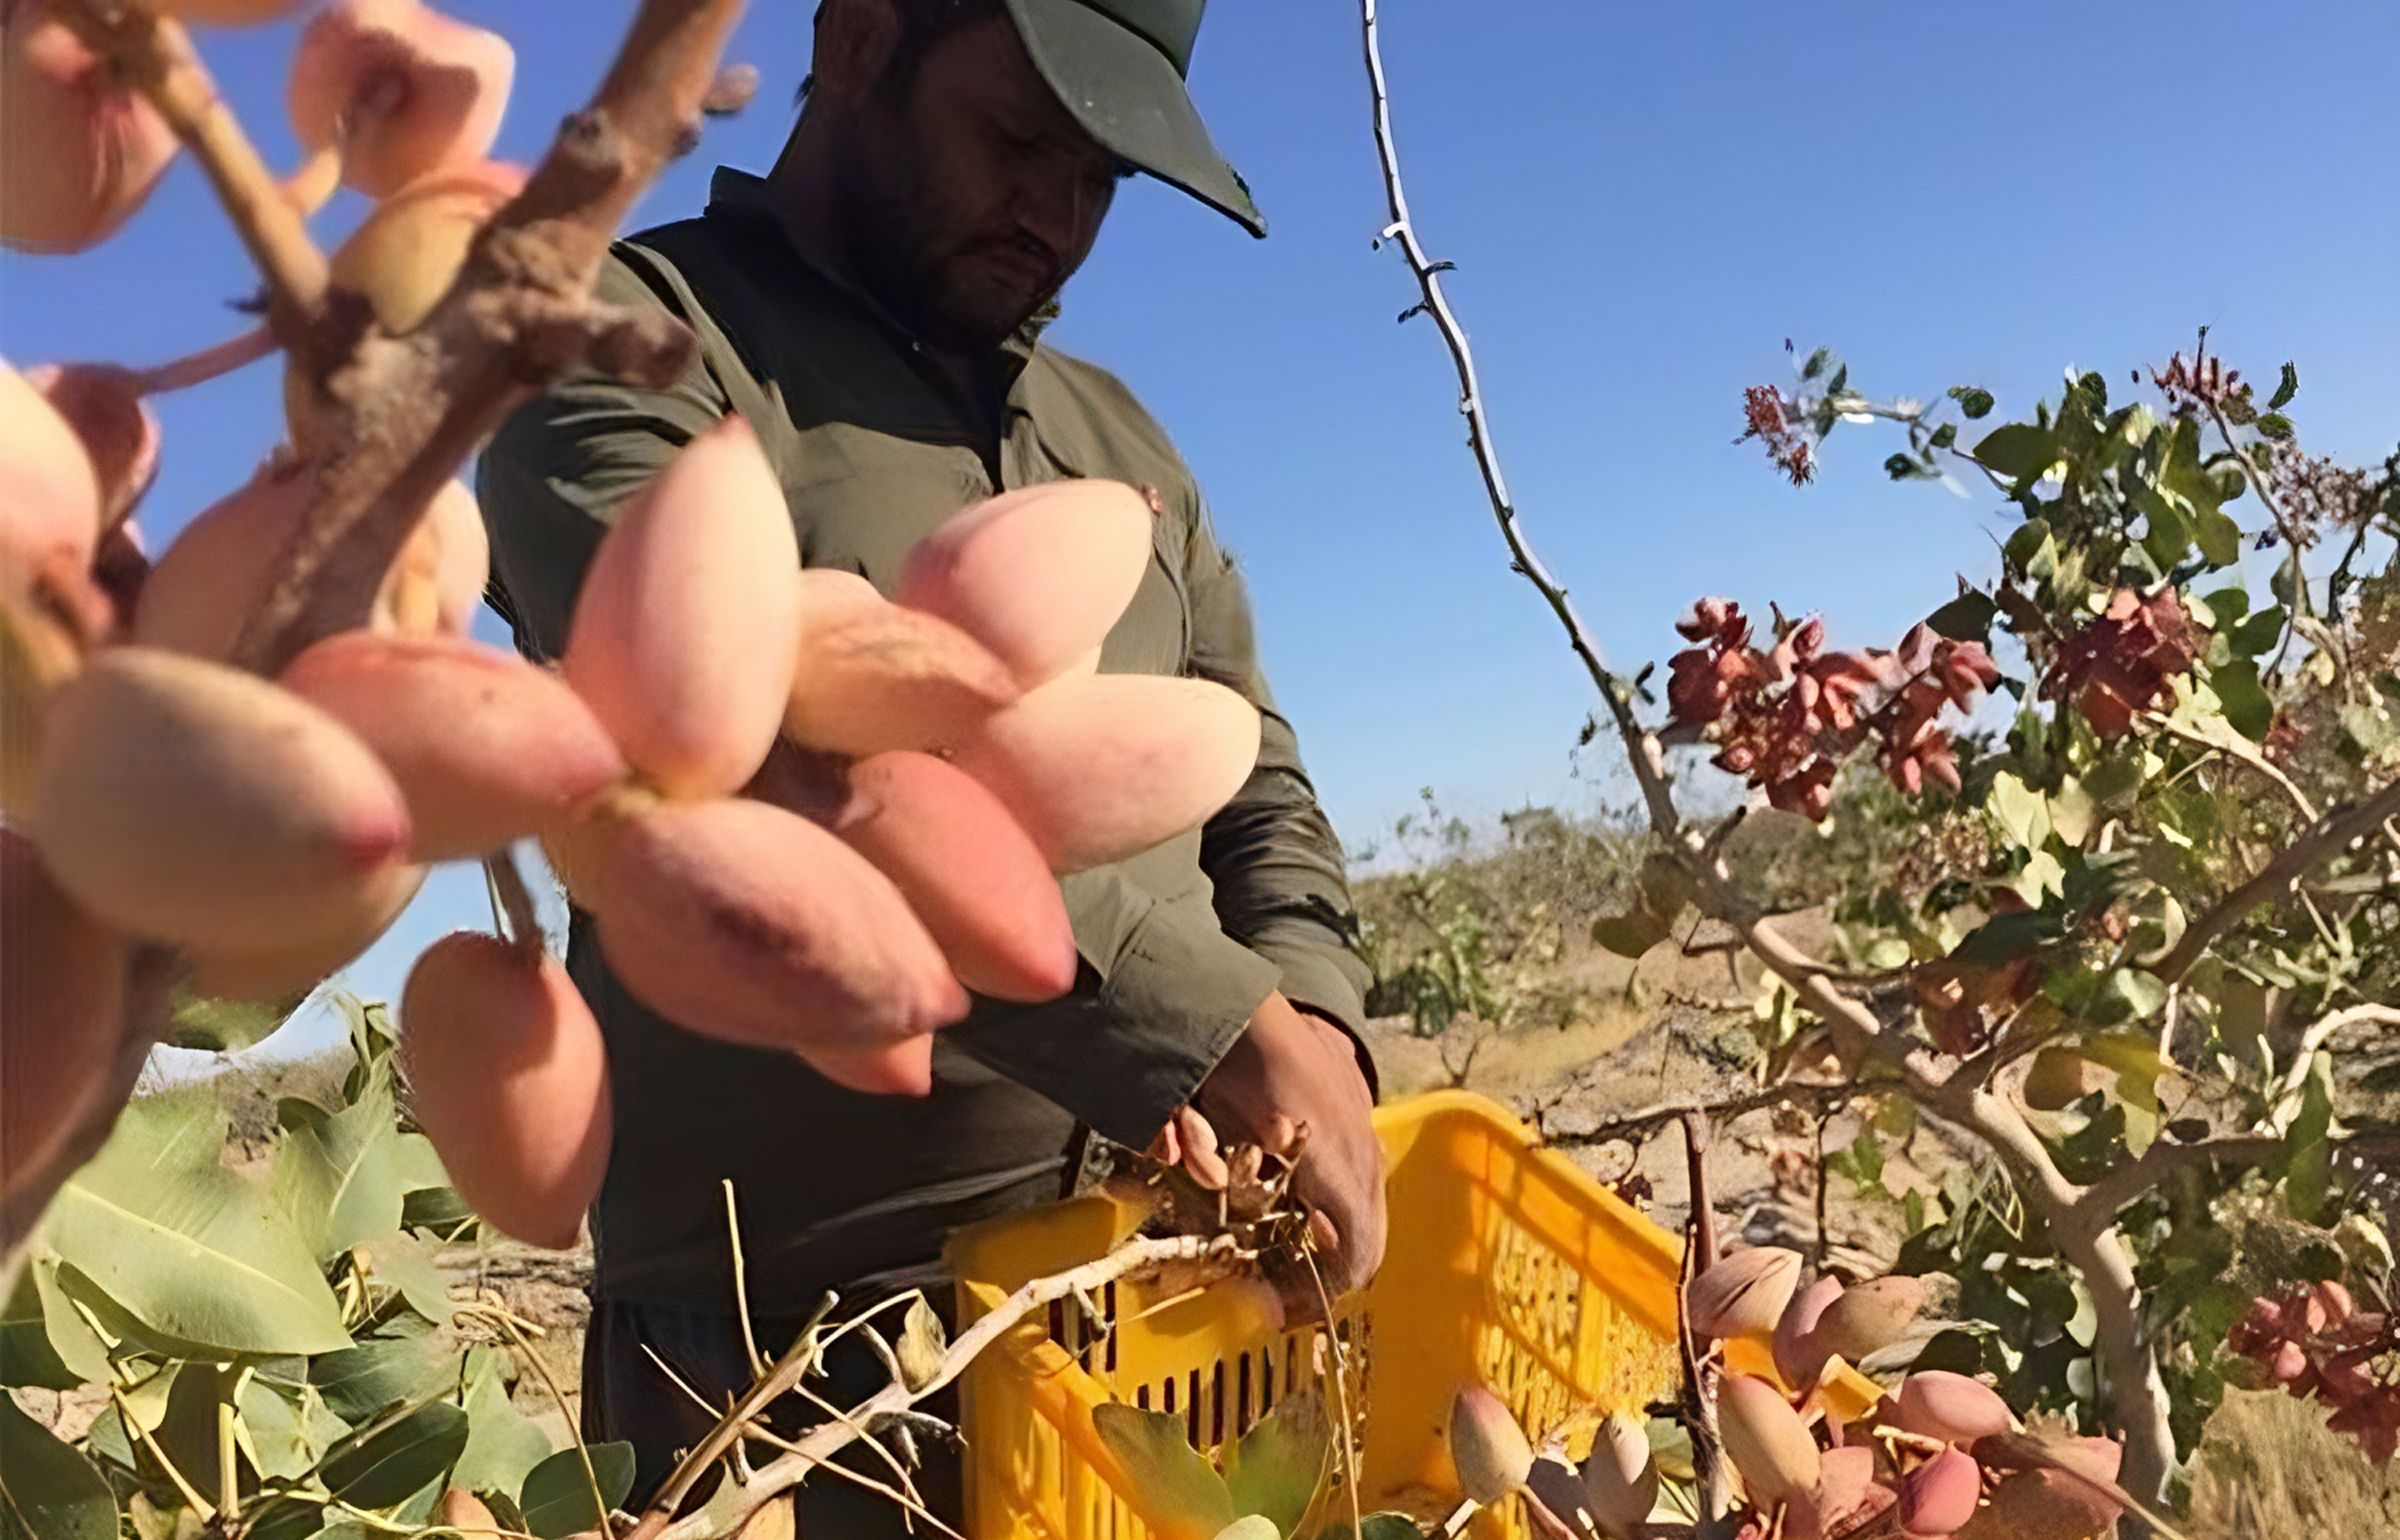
[1,6,180,252]
[592,797,967,1063]
[1774,1275,1845,1392]
[0,829,129,1208]
[327,161,525,334]
[1812,1275,1926,1365]
[782,571,1020,757]
[24,362,157,528]
[1687,1245,1804,1340]
[1448,1385,1533,1506]
[1717,1372,1820,1511]
[564,416,800,798]
[949,674,1262,875]
[402,932,610,1249]
[893,479,1155,688]
[27,648,412,953]
[1,360,104,602]
[288,0,515,199]
[834,751,1078,1003]
[1899,1445,1983,1537]
[1578,1411,1658,1539]
[1895,1372,2014,1446]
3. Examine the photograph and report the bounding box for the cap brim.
[1003,0,1266,238]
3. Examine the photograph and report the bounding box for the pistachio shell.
[1957,1468,2119,1540]
[564,416,800,797]
[1774,1274,1845,1391]
[782,572,1020,756]
[892,479,1154,688]
[1687,1245,1804,1340]
[137,463,474,660]
[28,648,413,952]
[1813,1275,1926,1365]
[1,7,180,252]
[327,161,525,333]
[24,362,157,528]
[592,797,967,1062]
[1,360,103,598]
[1805,1444,1894,1540]
[1448,1386,1533,1506]
[288,0,515,199]
[950,674,1261,874]
[0,829,129,1206]
[434,1491,499,1540]
[1578,1411,1658,1538]
[835,752,1077,1003]
[1900,1445,1983,1536]
[1896,1372,2014,1446]
[401,931,610,1249]
[282,630,625,861]
[1717,1372,1820,1509]
[1,592,84,816]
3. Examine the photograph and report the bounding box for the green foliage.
[1776,343,2399,1467]
[0,996,584,1540]
[1354,793,1639,1039]
[1091,1394,1331,1539]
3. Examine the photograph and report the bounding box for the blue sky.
[6,0,2396,1034]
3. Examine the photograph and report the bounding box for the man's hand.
[1188,991,1385,1324]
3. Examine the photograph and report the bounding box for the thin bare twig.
[1541,1080,1868,1153]
[130,325,280,396]
[638,1234,1251,1540]
[51,5,328,336]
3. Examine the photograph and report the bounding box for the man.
[475,0,1382,1527]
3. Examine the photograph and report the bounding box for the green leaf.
[2256,412,2295,442]
[236,1379,319,1484]
[1802,346,1832,381]
[2227,605,2286,659]
[2280,1057,2336,1224]
[2268,362,2299,411]
[1224,1394,1329,1537]
[1092,1405,1234,1534]
[450,1355,553,1501]
[1950,386,1996,420]
[0,1395,117,1540]
[361,1233,452,1327]
[0,1263,84,1393]
[44,1091,350,1356]
[391,1135,449,1195]
[2048,778,2097,849]
[272,1077,406,1261]
[1987,772,2051,854]
[2208,661,2275,742]
[1974,423,2057,479]
[2192,505,2243,568]
[319,1403,470,1512]
[1216,1520,1281,1540]
[2080,756,2145,811]
[1590,911,1671,959]
[519,1444,636,1540]
[164,986,291,1053]
[2097,970,2168,1025]
[1948,909,2064,968]
[310,1338,447,1426]
[1925,590,1998,644]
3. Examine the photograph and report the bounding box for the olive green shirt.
[474,168,1370,1310]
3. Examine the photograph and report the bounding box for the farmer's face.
[838,13,1123,350]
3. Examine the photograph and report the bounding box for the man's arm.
[1174,500,1386,1315]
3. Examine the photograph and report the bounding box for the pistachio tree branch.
[1356,0,2181,1504]
[52,5,328,337]
[1538,1079,1870,1152]
[232,0,745,677]
[635,1233,1253,1540]
[2156,775,2400,984]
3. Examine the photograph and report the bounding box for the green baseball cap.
[1000,0,1266,237]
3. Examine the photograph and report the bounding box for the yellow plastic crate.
[951,1090,1882,1540]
